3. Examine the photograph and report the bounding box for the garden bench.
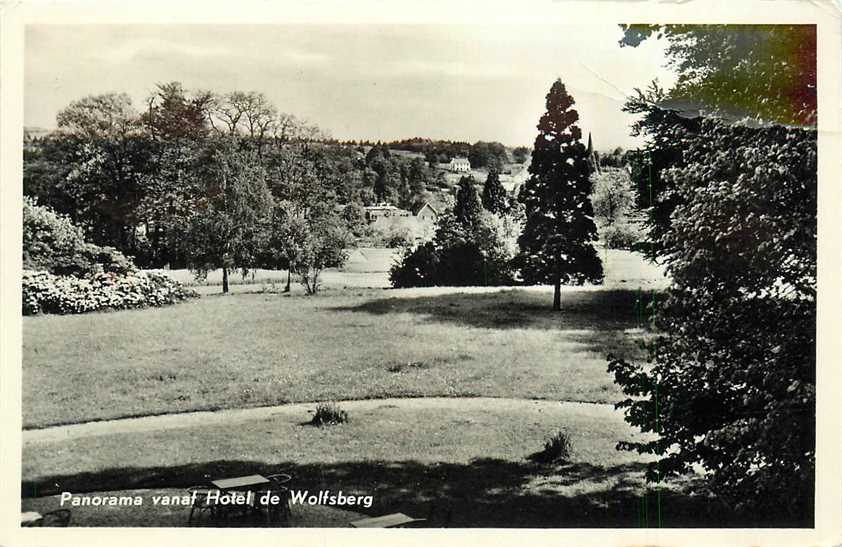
[350,512,425,528]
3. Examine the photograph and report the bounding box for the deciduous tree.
[185,139,272,293]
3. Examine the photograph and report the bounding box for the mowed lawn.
[21,400,745,527]
[23,286,657,428]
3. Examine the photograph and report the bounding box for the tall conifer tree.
[516,79,602,310]
[481,168,508,214]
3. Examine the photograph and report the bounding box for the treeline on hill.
[23,82,460,278]
[349,137,529,168]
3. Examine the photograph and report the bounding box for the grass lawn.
[21,399,753,527]
[23,286,657,428]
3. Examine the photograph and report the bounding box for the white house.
[363,203,411,224]
[448,157,471,172]
[413,202,439,223]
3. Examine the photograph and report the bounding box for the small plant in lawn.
[386,361,430,373]
[310,402,348,426]
[534,430,573,464]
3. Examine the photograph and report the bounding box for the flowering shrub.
[23,270,197,315]
[23,197,136,277]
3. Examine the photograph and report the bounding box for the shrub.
[23,197,136,277]
[601,224,639,250]
[533,430,573,464]
[389,241,439,288]
[22,269,197,315]
[358,223,414,248]
[309,402,348,427]
[389,209,516,288]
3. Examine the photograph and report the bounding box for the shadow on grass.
[329,288,662,333]
[21,457,806,528]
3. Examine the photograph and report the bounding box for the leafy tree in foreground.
[620,24,816,127]
[608,120,816,521]
[516,79,602,310]
[481,168,508,214]
[622,80,701,259]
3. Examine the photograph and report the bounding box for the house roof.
[413,202,439,215]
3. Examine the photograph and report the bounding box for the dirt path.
[23,396,618,444]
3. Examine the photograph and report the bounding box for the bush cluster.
[23,197,136,277]
[22,269,197,315]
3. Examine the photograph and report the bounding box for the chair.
[186,486,219,525]
[255,485,292,525]
[266,474,293,522]
[40,509,71,527]
[266,473,293,486]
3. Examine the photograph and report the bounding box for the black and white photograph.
[2,1,841,544]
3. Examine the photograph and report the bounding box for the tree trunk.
[284,269,291,293]
[222,266,229,294]
[553,278,561,311]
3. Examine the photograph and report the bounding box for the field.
[23,286,657,428]
[23,249,665,429]
[20,249,714,528]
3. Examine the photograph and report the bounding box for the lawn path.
[24,396,617,444]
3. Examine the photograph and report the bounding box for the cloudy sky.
[25,24,676,150]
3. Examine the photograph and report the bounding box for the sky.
[24,24,677,150]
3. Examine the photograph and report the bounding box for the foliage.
[23,269,197,315]
[590,168,634,228]
[532,430,573,464]
[391,171,518,288]
[516,79,603,309]
[597,147,628,169]
[512,146,530,163]
[288,214,350,295]
[23,197,136,277]
[389,206,515,288]
[481,169,508,214]
[452,176,482,227]
[357,222,414,249]
[56,93,142,139]
[622,81,701,259]
[620,24,816,127]
[141,81,212,140]
[389,241,440,288]
[608,120,816,518]
[600,224,640,250]
[468,140,508,170]
[24,85,431,271]
[310,402,349,427]
[185,139,273,292]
